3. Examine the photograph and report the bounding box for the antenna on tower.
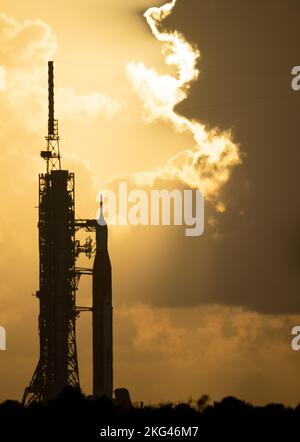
[40,61,61,173]
[48,60,55,136]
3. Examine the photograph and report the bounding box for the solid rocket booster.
[92,206,113,398]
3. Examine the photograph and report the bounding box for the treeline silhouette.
[0,387,298,440]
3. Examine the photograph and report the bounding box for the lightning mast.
[41,61,61,172]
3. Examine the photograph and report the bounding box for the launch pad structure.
[22,62,113,405]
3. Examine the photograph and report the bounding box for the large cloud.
[99,0,300,314]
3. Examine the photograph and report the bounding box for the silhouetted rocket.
[92,197,113,398]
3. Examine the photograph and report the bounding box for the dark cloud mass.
[116,0,300,314]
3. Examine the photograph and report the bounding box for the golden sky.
[0,0,300,406]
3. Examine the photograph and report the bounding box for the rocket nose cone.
[98,195,107,226]
[97,208,106,226]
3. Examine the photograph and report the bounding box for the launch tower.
[23,62,112,405]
